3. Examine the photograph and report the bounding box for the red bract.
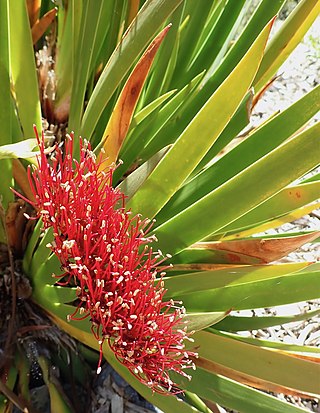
[23,128,196,393]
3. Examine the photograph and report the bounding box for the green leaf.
[143,3,184,102]
[39,303,93,337]
[215,307,320,332]
[132,89,177,127]
[81,0,184,140]
[211,330,320,355]
[165,262,306,296]
[177,1,213,68]
[174,367,311,413]
[222,201,320,241]
[22,219,42,272]
[183,391,213,413]
[254,0,320,92]
[166,264,320,312]
[114,70,204,182]
[191,90,254,178]
[69,1,115,134]
[0,0,11,147]
[9,0,41,137]
[184,311,228,332]
[302,171,320,183]
[162,0,285,150]
[29,227,54,273]
[182,0,246,84]
[31,253,63,287]
[0,139,38,159]
[171,246,262,266]
[196,0,284,89]
[192,330,320,396]
[127,18,273,218]
[156,84,320,226]
[98,25,171,170]
[98,0,124,67]
[44,285,78,304]
[153,122,320,255]
[38,356,74,413]
[54,0,82,112]
[219,180,320,238]
[0,0,13,215]
[15,351,30,403]
[117,146,170,200]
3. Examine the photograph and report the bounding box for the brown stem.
[0,379,41,413]
[0,203,16,370]
[12,159,36,204]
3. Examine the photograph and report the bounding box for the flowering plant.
[21,129,196,393]
[0,1,319,412]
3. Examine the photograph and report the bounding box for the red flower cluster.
[23,128,196,393]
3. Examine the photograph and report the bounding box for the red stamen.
[19,130,196,393]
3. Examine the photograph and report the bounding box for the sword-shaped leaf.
[190,231,320,264]
[127,19,274,218]
[191,330,320,396]
[9,0,41,137]
[154,122,320,255]
[174,367,309,413]
[81,0,184,140]
[215,307,320,333]
[168,264,320,312]
[254,0,320,92]
[156,84,320,226]
[98,26,170,171]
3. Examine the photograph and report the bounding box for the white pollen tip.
[97,367,102,374]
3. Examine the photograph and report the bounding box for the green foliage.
[0,0,13,219]
[1,0,320,412]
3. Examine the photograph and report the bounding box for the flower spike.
[22,128,196,393]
